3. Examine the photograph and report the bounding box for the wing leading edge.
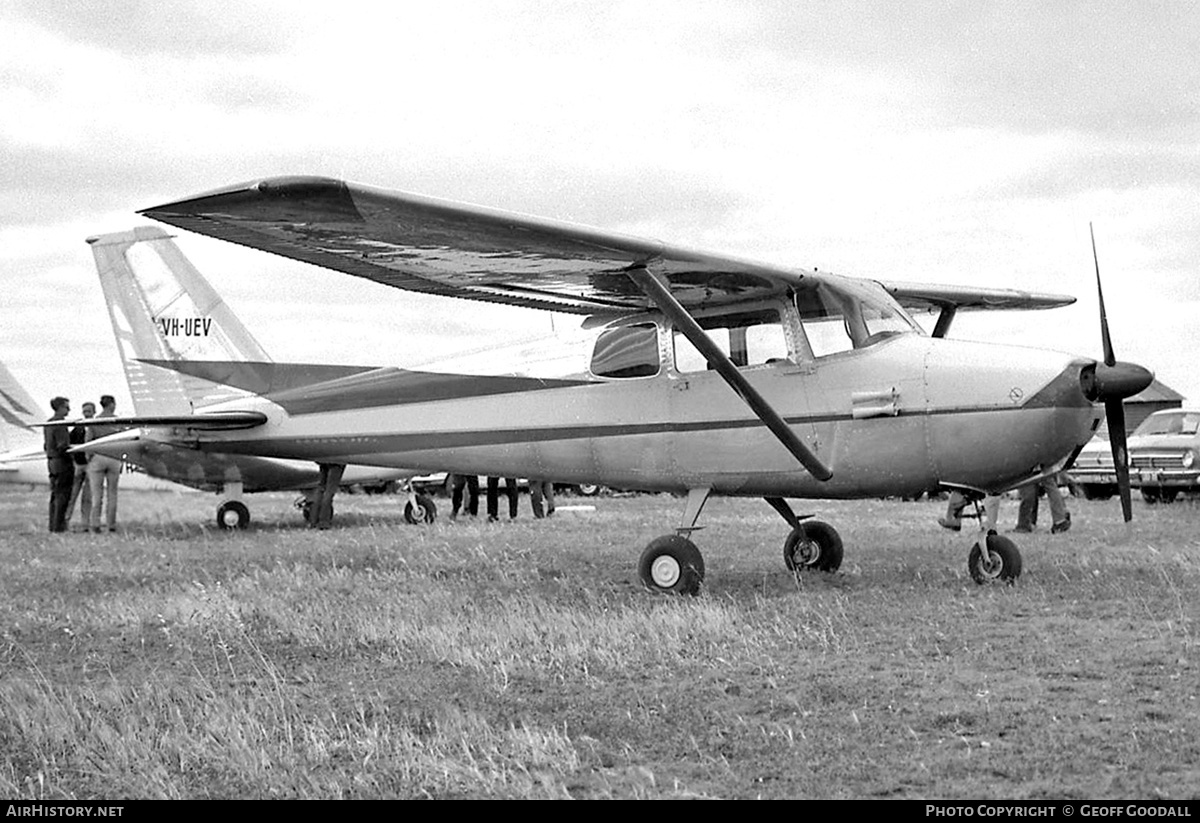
[139,176,808,314]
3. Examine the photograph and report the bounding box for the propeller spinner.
[1084,224,1154,521]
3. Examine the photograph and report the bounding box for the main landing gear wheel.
[968,532,1022,585]
[216,500,250,531]
[404,493,437,524]
[638,535,705,596]
[783,521,843,574]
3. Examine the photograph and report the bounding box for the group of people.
[937,475,1072,534]
[44,394,123,534]
[448,474,557,521]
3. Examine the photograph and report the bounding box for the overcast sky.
[2,1,1197,415]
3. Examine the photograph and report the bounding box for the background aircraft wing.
[881,281,1075,313]
[141,176,815,315]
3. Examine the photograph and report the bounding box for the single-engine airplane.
[78,227,436,529]
[64,177,1152,592]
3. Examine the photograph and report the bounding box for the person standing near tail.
[66,401,95,528]
[44,396,73,533]
[85,395,123,533]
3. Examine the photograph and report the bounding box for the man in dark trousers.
[449,473,479,519]
[486,476,519,521]
[43,396,73,533]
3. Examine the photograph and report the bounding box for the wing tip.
[139,175,350,218]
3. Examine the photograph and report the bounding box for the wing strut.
[627,266,832,481]
[931,306,957,339]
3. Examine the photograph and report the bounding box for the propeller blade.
[1106,399,1133,522]
[1089,223,1151,523]
[1091,223,1116,367]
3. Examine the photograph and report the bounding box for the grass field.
[1,485,1197,799]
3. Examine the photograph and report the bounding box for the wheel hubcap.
[793,538,819,566]
[650,556,681,588]
[979,550,1002,578]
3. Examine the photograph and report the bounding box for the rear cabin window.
[672,308,789,373]
[590,324,660,378]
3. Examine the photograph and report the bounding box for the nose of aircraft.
[1082,360,1154,403]
[923,338,1102,492]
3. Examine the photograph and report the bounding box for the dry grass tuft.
[2,487,1198,798]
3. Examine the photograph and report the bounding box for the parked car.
[1067,420,1119,500]
[1127,409,1200,503]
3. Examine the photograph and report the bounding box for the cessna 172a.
[66,177,1151,593]
[78,227,435,529]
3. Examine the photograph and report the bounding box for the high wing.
[141,176,1077,319]
[139,177,816,314]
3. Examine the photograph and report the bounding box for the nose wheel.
[404,491,438,524]
[968,532,1022,584]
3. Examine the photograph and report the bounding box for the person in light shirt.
[85,394,124,533]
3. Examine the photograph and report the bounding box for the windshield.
[1132,411,1200,437]
[794,275,921,357]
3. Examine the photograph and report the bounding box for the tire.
[1080,484,1114,501]
[1141,488,1162,504]
[404,493,437,524]
[575,483,602,496]
[782,521,844,573]
[216,500,250,530]
[637,535,705,595]
[968,533,1022,585]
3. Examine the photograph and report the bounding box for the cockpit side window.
[795,284,856,357]
[672,307,789,373]
[590,323,660,378]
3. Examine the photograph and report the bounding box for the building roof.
[1130,377,1185,404]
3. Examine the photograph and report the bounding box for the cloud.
[12,0,296,58]
[754,1,1200,140]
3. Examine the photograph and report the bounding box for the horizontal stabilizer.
[38,410,268,431]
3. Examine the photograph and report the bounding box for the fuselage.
[182,328,1102,500]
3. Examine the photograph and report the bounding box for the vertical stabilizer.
[88,227,272,415]
[0,362,43,453]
